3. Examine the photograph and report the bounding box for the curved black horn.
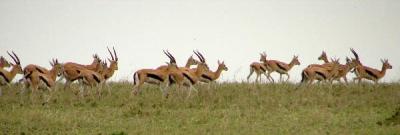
[113,47,118,61]
[196,50,205,63]
[12,51,20,64]
[350,48,359,61]
[107,47,114,60]
[193,50,202,62]
[7,51,17,64]
[166,50,176,63]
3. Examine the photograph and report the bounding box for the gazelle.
[23,59,62,102]
[200,60,228,83]
[266,55,301,82]
[301,58,340,84]
[132,50,181,97]
[0,51,23,96]
[331,57,357,84]
[247,52,273,83]
[62,54,102,89]
[0,56,11,69]
[176,51,209,97]
[350,48,392,84]
[75,47,118,97]
[102,47,119,81]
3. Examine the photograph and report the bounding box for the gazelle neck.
[379,64,388,78]
[49,67,59,81]
[213,66,225,79]
[7,66,20,81]
[288,60,297,70]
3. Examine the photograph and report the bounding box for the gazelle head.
[163,50,179,70]
[194,50,209,71]
[292,55,300,65]
[346,57,357,69]
[107,46,118,70]
[186,55,199,66]
[350,48,361,64]
[93,54,101,64]
[0,56,11,68]
[381,59,392,69]
[7,51,22,74]
[318,51,327,61]
[50,59,63,76]
[259,52,267,62]
[218,60,228,71]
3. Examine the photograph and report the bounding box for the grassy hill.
[1,82,400,134]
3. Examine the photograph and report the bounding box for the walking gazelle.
[350,48,392,84]
[132,50,182,97]
[301,58,341,84]
[23,59,63,102]
[266,55,301,82]
[247,52,273,83]
[0,51,23,96]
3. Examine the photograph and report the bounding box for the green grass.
[1,82,400,134]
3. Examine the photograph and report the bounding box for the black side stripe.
[365,69,378,79]
[35,67,45,74]
[39,76,51,87]
[315,71,327,79]
[147,73,164,82]
[92,74,101,83]
[260,66,267,72]
[201,74,213,81]
[277,63,287,71]
[183,73,195,84]
[0,72,10,83]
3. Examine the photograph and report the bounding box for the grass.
[0,82,400,134]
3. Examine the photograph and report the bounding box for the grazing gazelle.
[247,52,273,83]
[132,50,181,97]
[350,48,392,84]
[0,56,11,69]
[301,58,340,84]
[23,59,62,102]
[266,55,301,82]
[200,60,228,83]
[0,51,23,95]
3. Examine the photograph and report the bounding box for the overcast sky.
[1,0,399,82]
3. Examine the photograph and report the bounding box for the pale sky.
[1,0,399,82]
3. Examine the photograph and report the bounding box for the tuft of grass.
[0,82,399,134]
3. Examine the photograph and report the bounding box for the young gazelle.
[266,55,301,82]
[132,50,181,97]
[307,51,334,70]
[24,59,62,102]
[0,51,23,95]
[350,49,392,84]
[301,58,340,84]
[200,60,228,83]
[247,52,273,83]
[0,56,11,69]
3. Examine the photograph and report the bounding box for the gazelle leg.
[286,73,290,82]
[247,68,254,82]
